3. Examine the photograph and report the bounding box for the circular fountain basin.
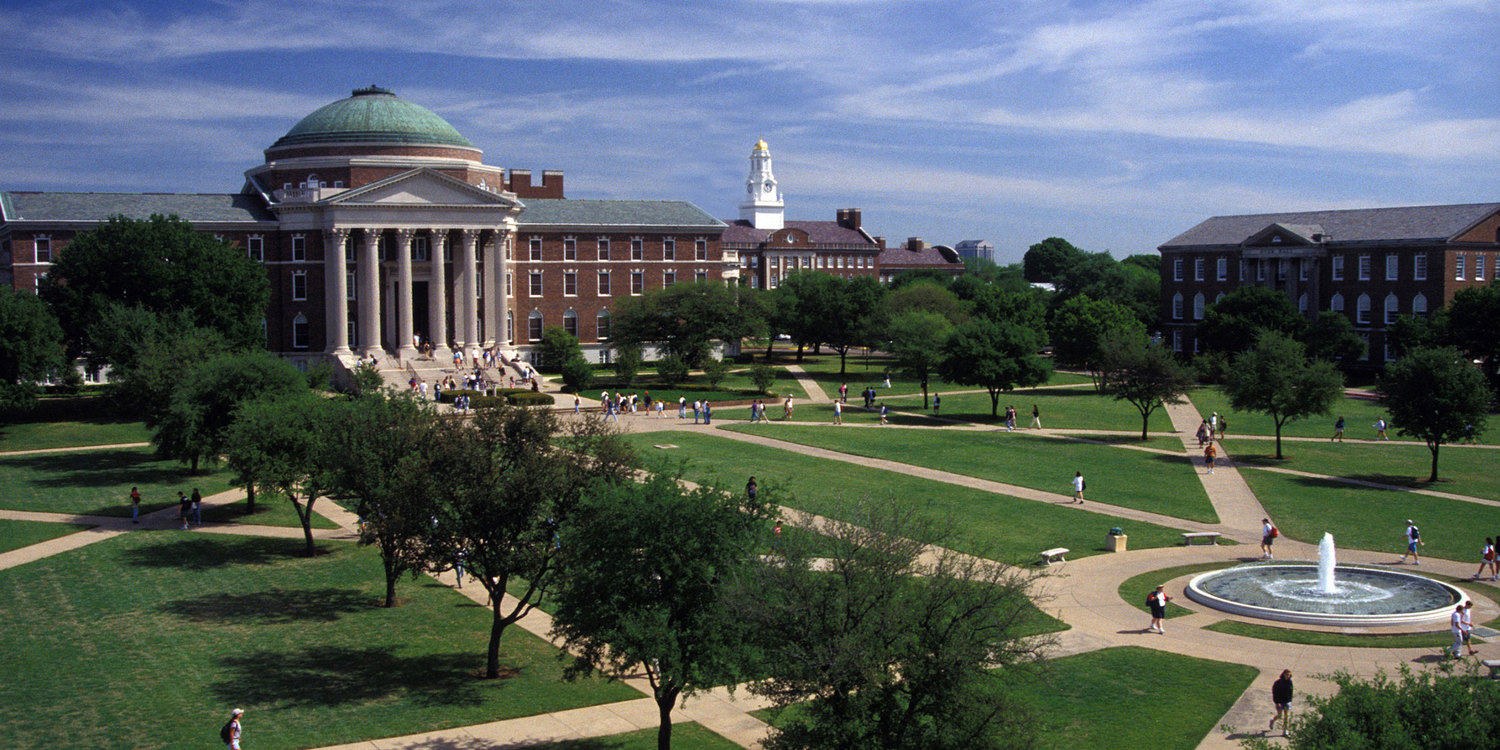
[1186,564,1467,627]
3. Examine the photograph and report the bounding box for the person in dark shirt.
[1269,670,1293,735]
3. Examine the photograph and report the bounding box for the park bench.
[1484,659,1500,679]
[1038,547,1069,566]
[1181,532,1221,546]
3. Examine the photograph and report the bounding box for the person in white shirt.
[1450,605,1466,658]
[1461,601,1477,656]
[1071,472,1084,504]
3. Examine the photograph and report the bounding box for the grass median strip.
[1226,439,1500,502]
[0,446,236,518]
[0,519,90,554]
[1119,562,1239,619]
[1203,620,1472,649]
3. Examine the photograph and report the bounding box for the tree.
[612,281,759,365]
[322,392,436,607]
[702,357,731,390]
[537,326,583,374]
[560,356,594,394]
[769,272,840,360]
[1223,333,1344,459]
[1378,347,1490,482]
[424,404,637,678]
[0,289,66,412]
[613,345,642,388]
[883,281,968,325]
[1098,334,1195,440]
[551,473,774,750]
[223,390,332,556]
[886,311,953,408]
[738,502,1052,750]
[152,351,307,472]
[937,319,1047,418]
[750,362,777,394]
[822,276,887,376]
[655,354,689,386]
[1196,286,1307,354]
[1387,314,1441,360]
[1442,285,1500,389]
[1302,312,1365,365]
[109,317,228,422]
[40,214,269,363]
[1022,236,1086,283]
[1048,295,1145,390]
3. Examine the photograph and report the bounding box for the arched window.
[1412,293,1428,319]
[1215,292,1225,303]
[1298,292,1308,314]
[1330,293,1344,312]
[1171,293,1184,320]
[1192,292,1205,320]
[1356,293,1371,324]
[291,313,309,349]
[1383,293,1399,325]
[527,310,543,341]
[563,308,578,337]
[597,309,612,340]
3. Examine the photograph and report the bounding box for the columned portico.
[323,227,352,356]
[394,228,418,360]
[357,229,382,357]
[427,229,450,359]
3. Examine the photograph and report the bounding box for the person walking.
[782,394,794,420]
[1476,538,1495,579]
[1492,531,1500,580]
[1269,670,1293,735]
[746,476,757,500]
[178,491,192,530]
[1071,471,1085,504]
[1399,520,1423,564]
[932,393,941,414]
[678,396,686,419]
[1261,518,1277,559]
[1374,417,1389,440]
[879,402,888,425]
[191,488,203,525]
[1331,416,1345,442]
[1203,443,1216,474]
[1462,601,1478,656]
[1450,604,1466,659]
[222,707,244,750]
[703,402,712,424]
[1216,415,1228,440]
[1030,404,1041,429]
[692,400,701,424]
[1196,419,1210,447]
[129,487,141,524]
[833,399,843,425]
[1146,584,1171,634]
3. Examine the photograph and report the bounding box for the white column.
[492,229,511,348]
[394,228,417,361]
[480,232,499,348]
[427,229,450,359]
[357,229,382,357]
[457,229,480,352]
[323,227,351,356]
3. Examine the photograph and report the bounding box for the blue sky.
[2,0,1496,264]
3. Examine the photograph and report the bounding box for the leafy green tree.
[612,281,759,365]
[1441,284,1500,389]
[821,276,887,376]
[1387,314,1441,360]
[655,354,689,386]
[423,404,637,678]
[551,473,774,750]
[1048,295,1145,390]
[0,289,66,411]
[560,356,594,394]
[1378,347,1490,482]
[739,502,1052,750]
[769,272,839,360]
[1196,286,1307,354]
[322,392,436,607]
[883,281,968,325]
[152,350,308,472]
[1022,236,1086,283]
[1302,312,1365,365]
[1224,333,1344,459]
[1056,258,1159,329]
[1098,334,1195,440]
[613,345,642,388]
[224,390,333,556]
[702,357,731,390]
[966,286,1047,333]
[887,311,953,408]
[40,214,269,363]
[937,319,1047,418]
[750,362,777,394]
[537,326,583,373]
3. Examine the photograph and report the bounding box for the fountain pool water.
[1185,534,1466,627]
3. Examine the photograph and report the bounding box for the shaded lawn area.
[0,446,237,518]
[534,723,742,749]
[1224,439,1500,502]
[0,416,153,452]
[202,494,341,530]
[625,431,1198,564]
[719,425,1219,524]
[885,387,1177,434]
[1060,433,1187,452]
[1236,469,1496,563]
[576,364,811,405]
[1186,387,1475,445]
[787,350,1095,392]
[0,533,638,750]
[0,519,89,554]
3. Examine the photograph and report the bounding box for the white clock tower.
[738,138,784,230]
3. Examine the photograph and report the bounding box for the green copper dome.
[272,86,475,149]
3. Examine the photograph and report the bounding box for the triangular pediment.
[1243,222,1326,247]
[327,169,522,209]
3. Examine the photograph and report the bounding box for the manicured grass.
[0,416,153,452]
[0,519,89,554]
[1187,387,1483,445]
[885,387,1177,434]
[202,494,342,530]
[718,425,1219,523]
[0,446,237,518]
[1061,433,1187,452]
[1203,619,1476,648]
[1236,469,1498,563]
[626,431,1198,564]
[787,351,1095,396]
[1119,562,1240,619]
[0,533,639,750]
[575,364,811,405]
[1225,439,1500,502]
[535,723,742,749]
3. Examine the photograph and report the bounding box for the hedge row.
[436,388,555,408]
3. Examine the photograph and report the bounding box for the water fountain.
[1185,533,1467,627]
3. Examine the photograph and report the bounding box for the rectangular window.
[529,237,542,261]
[1172,258,1183,281]
[1414,253,1427,280]
[292,316,308,349]
[246,236,263,263]
[1257,260,1265,281]
[345,239,355,263]
[563,237,576,261]
[529,315,543,342]
[1239,260,1248,281]
[597,237,610,261]
[505,272,512,297]
[291,271,307,300]
[1298,259,1308,282]
[695,270,708,282]
[598,270,611,296]
[837,257,846,269]
[413,236,429,262]
[1277,259,1288,282]
[631,237,644,261]
[1332,255,1344,280]
[564,313,578,337]
[1357,255,1370,281]
[663,237,676,261]
[663,270,676,286]
[564,271,577,296]
[1477,254,1487,281]
[1356,296,1371,324]
[1386,254,1398,281]
[346,271,356,300]
[630,271,644,295]
[695,237,708,260]
[597,314,611,341]
[1215,258,1227,281]
[292,235,306,262]
[1193,258,1204,281]
[1172,295,1184,320]
[529,271,543,296]
[1171,329,1182,352]
[1455,254,1466,281]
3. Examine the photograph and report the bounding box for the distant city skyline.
[1,0,1495,265]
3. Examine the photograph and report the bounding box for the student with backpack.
[1476,538,1496,580]
[1399,520,1423,564]
[221,708,244,749]
[1146,584,1172,634]
[1261,518,1278,559]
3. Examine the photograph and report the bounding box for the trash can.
[1107,528,1127,552]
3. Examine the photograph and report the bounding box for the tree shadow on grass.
[161,588,374,624]
[1280,475,1407,495]
[7,448,196,490]
[214,646,489,708]
[123,536,312,570]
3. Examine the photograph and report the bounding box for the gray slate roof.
[519,200,724,230]
[878,245,962,268]
[1161,203,1500,249]
[1,191,276,224]
[720,219,872,245]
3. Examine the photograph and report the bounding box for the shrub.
[561,356,594,393]
[614,345,642,388]
[656,355,690,386]
[506,391,555,406]
[750,363,777,394]
[702,357,731,390]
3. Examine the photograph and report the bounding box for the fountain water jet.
[1318,533,1337,595]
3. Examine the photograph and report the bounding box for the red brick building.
[0,86,729,367]
[1159,203,1500,363]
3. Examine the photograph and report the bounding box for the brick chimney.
[836,208,862,230]
[906,237,923,252]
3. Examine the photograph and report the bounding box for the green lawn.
[0,446,237,518]
[0,417,152,452]
[884,387,1177,434]
[1225,439,1500,502]
[1236,469,1497,563]
[573,363,811,405]
[1186,387,1486,445]
[626,431,1198,564]
[535,723,742,749]
[719,425,1219,523]
[785,350,1095,395]
[1119,562,1240,619]
[0,533,639,750]
[202,494,342,530]
[0,519,88,554]
[1204,620,1474,648]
